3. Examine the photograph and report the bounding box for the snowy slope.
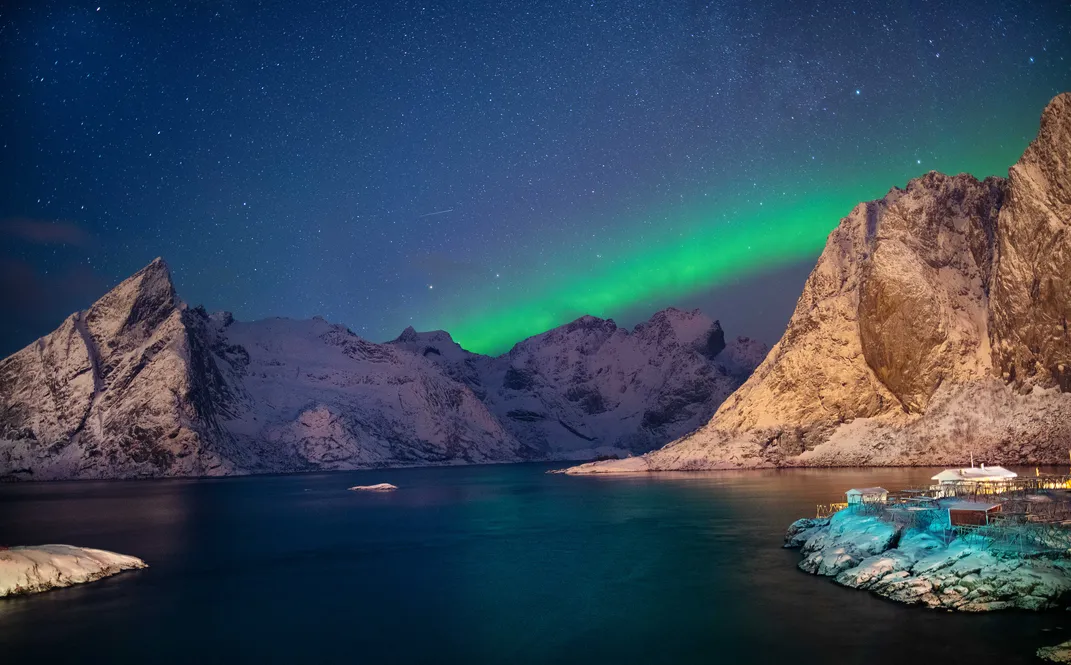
[212,315,529,471]
[391,308,766,458]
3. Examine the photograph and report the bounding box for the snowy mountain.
[205,314,532,472]
[0,261,762,479]
[390,309,766,459]
[0,259,237,479]
[0,260,528,479]
[567,92,1071,474]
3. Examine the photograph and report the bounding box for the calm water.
[1,464,1068,664]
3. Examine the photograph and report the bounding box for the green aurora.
[432,120,1037,356]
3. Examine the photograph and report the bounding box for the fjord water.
[0,465,1066,664]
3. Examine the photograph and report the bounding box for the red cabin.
[946,501,1002,526]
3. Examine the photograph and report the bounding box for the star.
[0,0,1065,358]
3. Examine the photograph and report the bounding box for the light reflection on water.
[0,464,1068,664]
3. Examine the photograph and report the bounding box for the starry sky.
[1,0,1070,357]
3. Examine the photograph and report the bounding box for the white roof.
[931,466,1017,482]
[845,487,888,495]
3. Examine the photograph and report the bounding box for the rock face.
[786,511,1071,612]
[990,93,1071,393]
[567,92,1071,474]
[0,260,239,479]
[0,262,762,479]
[0,545,147,597]
[389,309,766,459]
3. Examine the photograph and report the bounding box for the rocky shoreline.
[784,510,1071,612]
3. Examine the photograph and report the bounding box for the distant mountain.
[390,309,766,460]
[0,260,527,480]
[567,92,1071,475]
[0,262,763,480]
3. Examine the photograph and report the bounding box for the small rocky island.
[0,545,147,597]
[785,471,1071,612]
[785,510,1071,611]
[348,483,398,492]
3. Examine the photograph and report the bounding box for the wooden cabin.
[845,487,889,505]
[946,501,1002,526]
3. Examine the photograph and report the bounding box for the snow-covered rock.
[787,511,1071,611]
[390,309,765,459]
[0,545,146,597]
[348,483,398,491]
[783,517,830,548]
[566,91,1071,474]
[214,316,529,472]
[797,510,901,576]
[0,259,240,480]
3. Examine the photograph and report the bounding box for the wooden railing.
[937,476,1071,499]
[816,502,848,518]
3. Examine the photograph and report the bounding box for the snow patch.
[0,545,147,597]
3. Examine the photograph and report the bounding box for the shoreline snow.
[0,545,147,597]
[348,483,398,491]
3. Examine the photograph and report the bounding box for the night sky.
[1,1,1069,357]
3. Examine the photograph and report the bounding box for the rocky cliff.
[390,309,766,459]
[0,259,238,479]
[567,92,1071,474]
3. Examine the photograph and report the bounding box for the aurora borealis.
[1,1,1070,356]
[438,148,1013,353]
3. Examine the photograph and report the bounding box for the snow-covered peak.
[80,257,178,348]
[388,326,474,364]
[394,326,420,343]
[392,327,457,346]
[633,307,721,352]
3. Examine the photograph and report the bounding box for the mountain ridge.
[389,306,766,458]
[0,262,762,479]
